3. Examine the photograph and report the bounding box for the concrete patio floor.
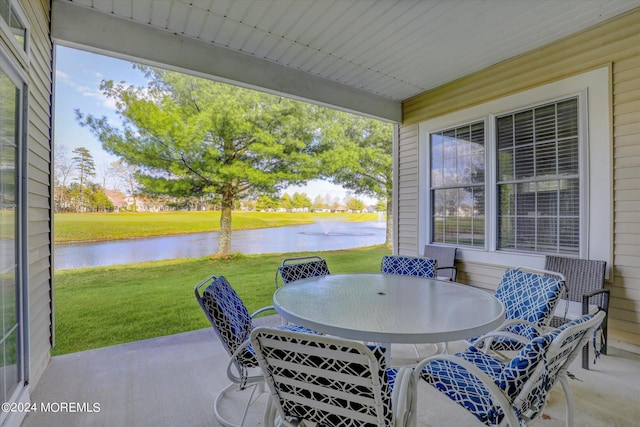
[22,315,640,427]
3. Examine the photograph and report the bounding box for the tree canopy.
[76,67,321,255]
[317,111,393,244]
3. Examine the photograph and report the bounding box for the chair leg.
[602,320,608,355]
[214,381,266,427]
[559,374,576,427]
[581,343,589,370]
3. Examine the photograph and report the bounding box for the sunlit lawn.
[53,245,391,355]
[54,211,380,243]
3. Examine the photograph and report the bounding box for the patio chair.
[381,255,439,360]
[544,255,609,369]
[250,327,417,427]
[194,274,317,427]
[423,244,457,281]
[380,255,436,278]
[418,311,606,427]
[275,256,331,288]
[468,267,566,354]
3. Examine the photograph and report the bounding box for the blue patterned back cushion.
[381,256,436,278]
[202,276,256,366]
[495,269,564,339]
[278,260,330,284]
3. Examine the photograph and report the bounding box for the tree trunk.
[218,193,233,256]
[385,198,393,249]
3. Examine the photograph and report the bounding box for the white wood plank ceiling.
[54,0,640,120]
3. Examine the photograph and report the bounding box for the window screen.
[496,98,579,254]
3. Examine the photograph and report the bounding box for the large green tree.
[76,67,319,255]
[318,111,393,246]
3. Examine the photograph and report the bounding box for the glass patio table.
[273,273,505,352]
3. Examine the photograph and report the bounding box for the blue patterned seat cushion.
[422,333,555,425]
[381,256,436,278]
[423,314,597,425]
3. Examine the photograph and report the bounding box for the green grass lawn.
[53,245,391,355]
[54,211,379,243]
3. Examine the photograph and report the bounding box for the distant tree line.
[54,145,373,214]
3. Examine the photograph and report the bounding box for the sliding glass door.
[0,57,24,411]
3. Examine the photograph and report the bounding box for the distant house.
[104,190,128,212]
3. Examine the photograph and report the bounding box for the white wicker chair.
[250,327,417,427]
[417,311,605,426]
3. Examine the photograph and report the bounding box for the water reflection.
[54,221,386,270]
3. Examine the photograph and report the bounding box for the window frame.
[418,67,611,269]
[0,42,28,422]
[0,0,29,63]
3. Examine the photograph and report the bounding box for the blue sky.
[54,46,374,204]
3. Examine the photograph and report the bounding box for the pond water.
[54,220,386,270]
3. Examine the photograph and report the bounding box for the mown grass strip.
[53,245,390,355]
[54,211,379,243]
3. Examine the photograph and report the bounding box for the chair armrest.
[227,339,263,385]
[435,265,457,281]
[390,366,415,425]
[415,354,521,427]
[470,321,538,353]
[251,305,277,318]
[493,318,545,336]
[582,289,610,314]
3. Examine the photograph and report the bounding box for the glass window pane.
[559,218,580,255]
[558,138,579,175]
[514,110,533,146]
[430,121,484,248]
[0,0,26,51]
[514,145,534,179]
[0,63,20,404]
[559,179,579,216]
[535,142,556,176]
[557,99,578,139]
[535,104,556,142]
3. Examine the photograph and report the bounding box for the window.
[430,121,485,247]
[419,67,611,266]
[496,98,579,254]
[0,0,28,52]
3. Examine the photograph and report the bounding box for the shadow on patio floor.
[22,315,640,426]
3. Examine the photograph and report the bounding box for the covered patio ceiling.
[52,0,640,122]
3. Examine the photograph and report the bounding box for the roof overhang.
[52,1,401,121]
[51,1,640,123]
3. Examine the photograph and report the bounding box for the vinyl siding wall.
[22,0,53,386]
[399,8,640,350]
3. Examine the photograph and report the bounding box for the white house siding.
[400,8,640,351]
[396,124,420,255]
[22,0,53,387]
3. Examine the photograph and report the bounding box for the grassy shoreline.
[54,211,380,243]
[53,245,390,356]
